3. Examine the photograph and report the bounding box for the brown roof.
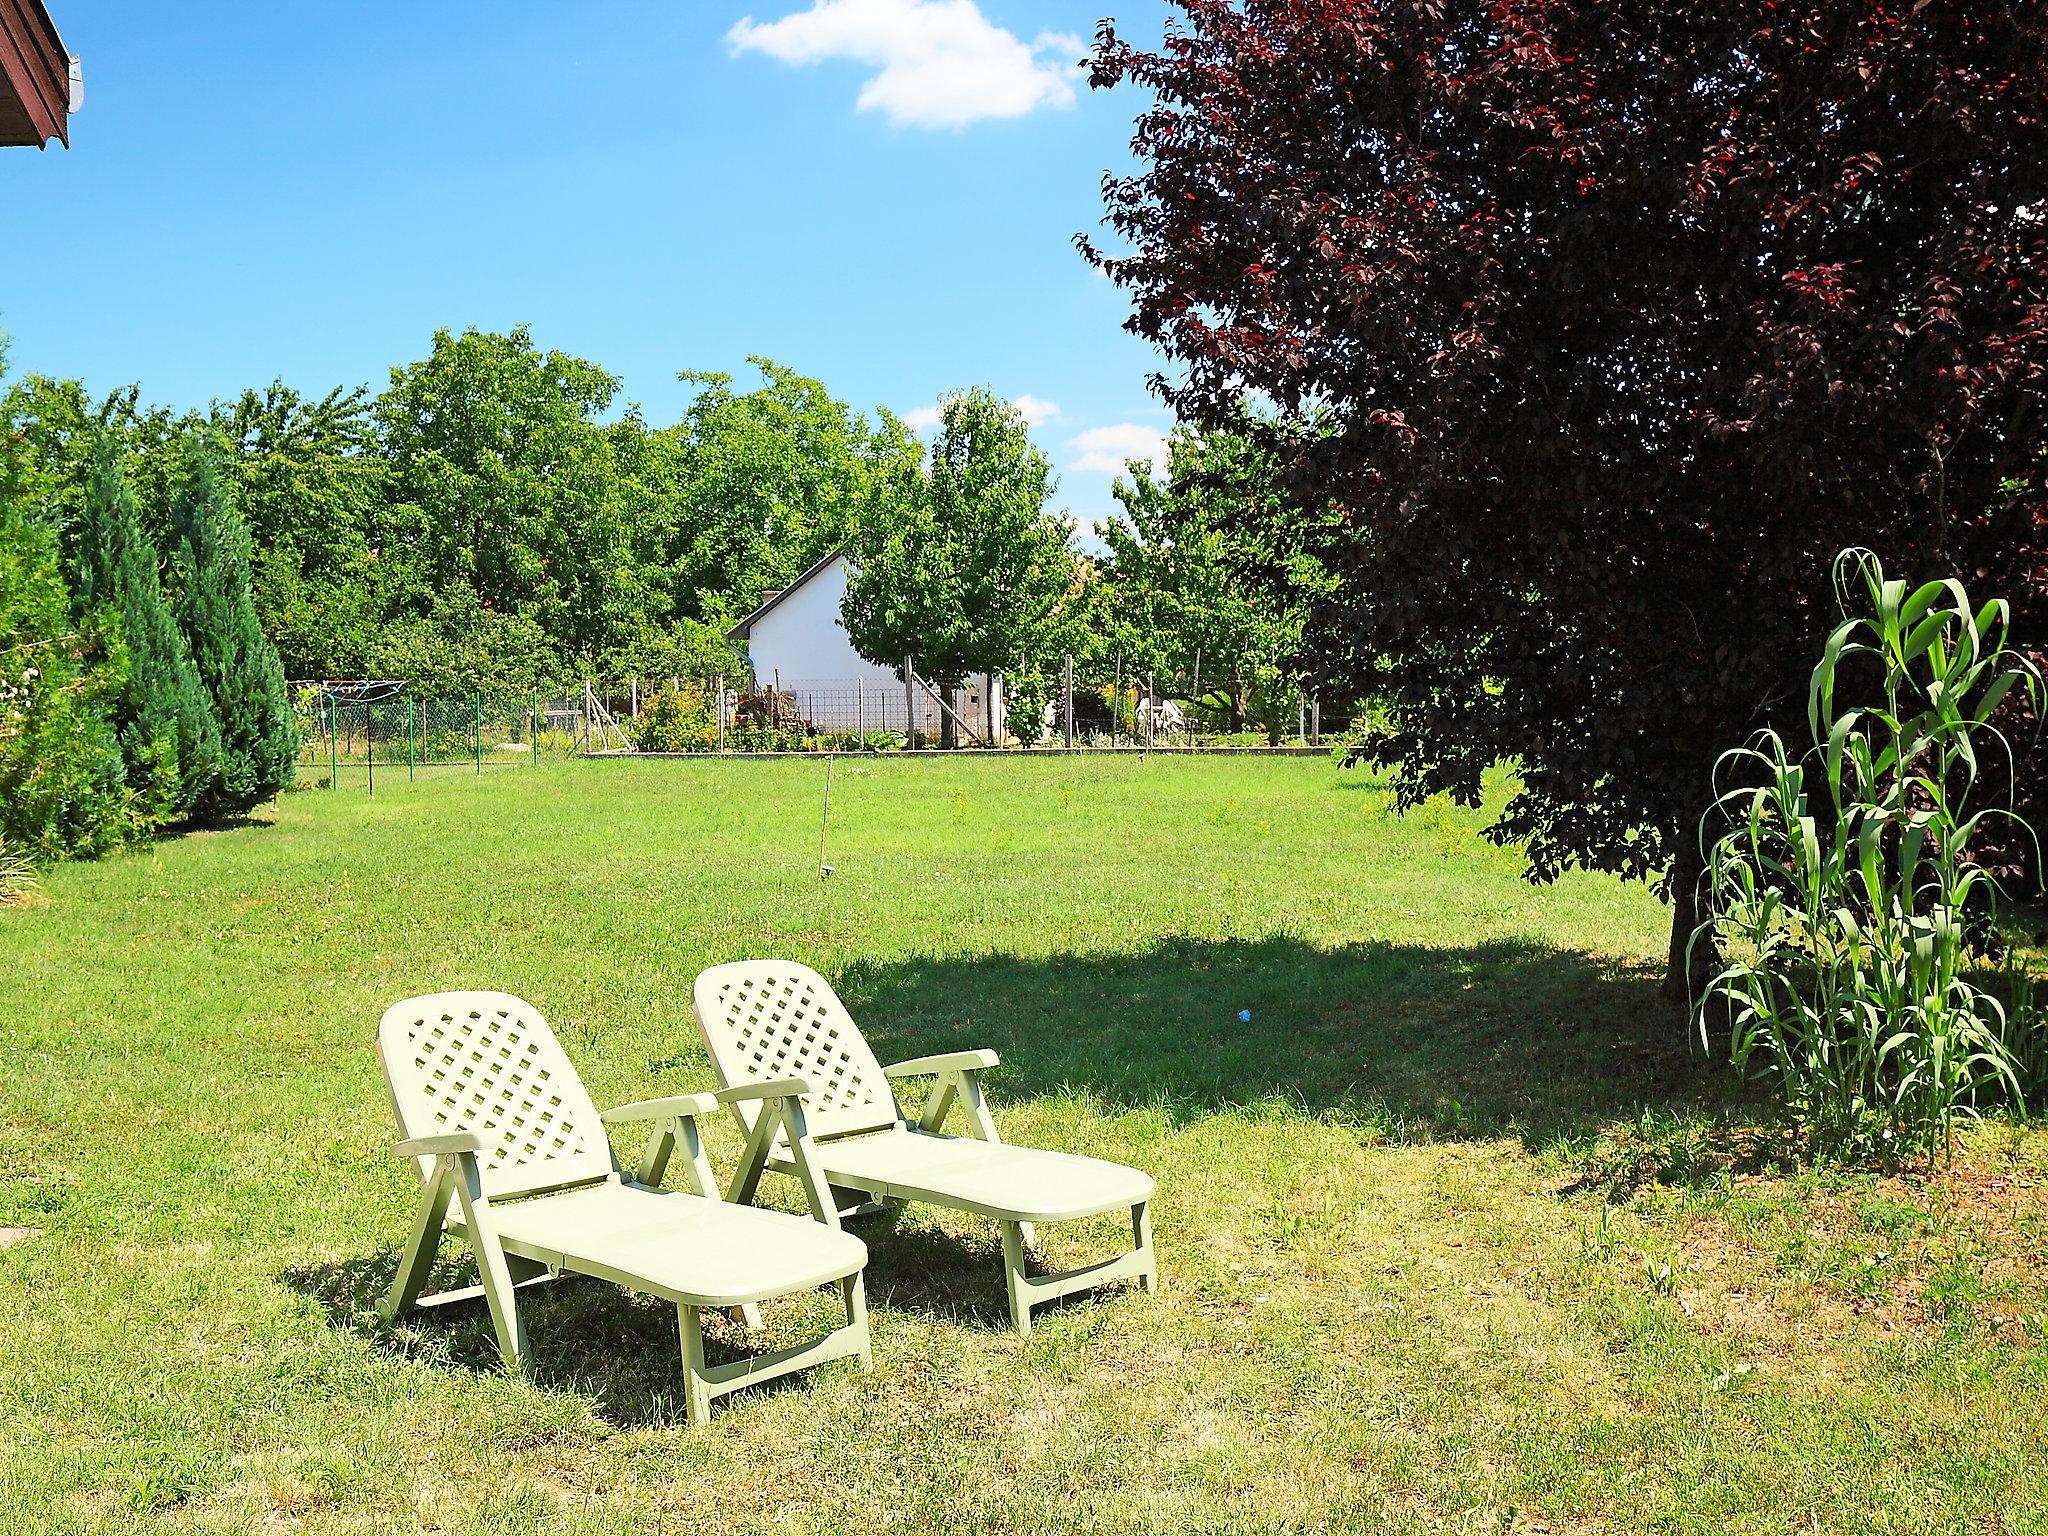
[0,0,69,148]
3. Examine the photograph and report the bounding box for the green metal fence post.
[407,697,416,781]
[328,695,337,789]
[532,689,540,767]
[367,700,375,798]
[473,691,482,774]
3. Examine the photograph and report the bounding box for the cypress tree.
[72,438,220,828]
[166,434,298,816]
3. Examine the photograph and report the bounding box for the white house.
[725,550,1003,741]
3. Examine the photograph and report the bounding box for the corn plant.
[1693,550,2041,1164]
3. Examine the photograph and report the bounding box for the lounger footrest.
[698,1317,870,1396]
[1010,1246,1155,1306]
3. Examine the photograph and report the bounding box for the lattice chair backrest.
[377,991,614,1201]
[692,962,899,1141]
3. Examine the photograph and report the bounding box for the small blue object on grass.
[1239,1009,1252,1023]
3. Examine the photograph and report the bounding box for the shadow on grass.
[281,1249,868,1429]
[288,934,1764,1414]
[829,934,1742,1158]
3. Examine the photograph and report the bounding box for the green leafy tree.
[2,376,182,559]
[1105,421,1335,740]
[842,390,1079,746]
[597,616,749,692]
[365,585,560,699]
[166,434,298,817]
[209,383,389,679]
[376,327,656,667]
[0,507,128,856]
[71,440,220,826]
[643,360,920,628]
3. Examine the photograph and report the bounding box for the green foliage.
[843,389,1079,711]
[0,481,128,858]
[727,721,809,753]
[209,383,389,679]
[651,361,919,628]
[71,440,221,827]
[1696,551,2044,1165]
[1104,419,1335,739]
[1004,670,1050,745]
[166,434,298,817]
[628,685,720,753]
[376,326,656,663]
[599,617,749,692]
[364,585,560,699]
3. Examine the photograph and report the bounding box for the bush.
[166,435,297,818]
[812,728,899,752]
[71,440,220,828]
[727,721,807,753]
[1004,671,1050,746]
[0,501,129,857]
[1696,550,2043,1165]
[366,586,560,698]
[629,685,718,753]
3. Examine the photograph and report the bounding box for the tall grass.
[1695,550,2041,1164]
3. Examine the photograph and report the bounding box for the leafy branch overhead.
[1083,2,2048,991]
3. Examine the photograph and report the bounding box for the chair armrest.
[394,1131,482,1159]
[884,1049,999,1079]
[602,1092,720,1125]
[715,1077,813,1105]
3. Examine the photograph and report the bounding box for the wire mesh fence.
[292,684,580,789]
[289,664,1338,786]
[594,665,1337,754]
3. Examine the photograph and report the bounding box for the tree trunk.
[1662,835,1715,1001]
[939,683,958,750]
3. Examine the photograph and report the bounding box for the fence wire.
[292,685,580,787]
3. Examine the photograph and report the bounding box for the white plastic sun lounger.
[691,961,1157,1335]
[377,990,871,1425]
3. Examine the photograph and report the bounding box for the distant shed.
[725,548,1003,740]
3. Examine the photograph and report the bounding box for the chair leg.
[1133,1201,1157,1294]
[842,1272,873,1369]
[452,1166,530,1373]
[679,1304,714,1429]
[383,1164,453,1321]
[1001,1220,1033,1337]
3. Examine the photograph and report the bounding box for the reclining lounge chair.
[691,962,1156,1336]
[377,990,871,1425]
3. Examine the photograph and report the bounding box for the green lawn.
[6,755,2048,1534]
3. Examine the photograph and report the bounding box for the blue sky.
[0,0,1178,533]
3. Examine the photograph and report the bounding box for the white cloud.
[727,1,1083,130]
[899,393,1060,433]
[1067,423,1168,477]
[1071,507,1126,543]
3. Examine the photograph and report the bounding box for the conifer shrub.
[71,439,219,827]
[166,434,297,818]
